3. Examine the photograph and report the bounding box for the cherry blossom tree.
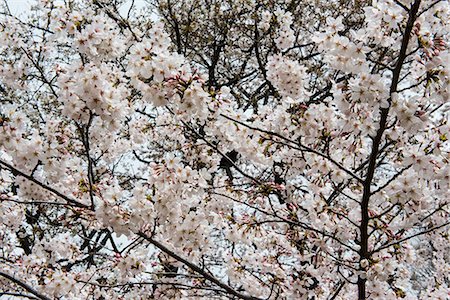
[0,0,449,299]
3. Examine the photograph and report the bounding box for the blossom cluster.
[0,0,449,299]
[58,62,130,129]
[266,54,307,100]
[273,8,295,51]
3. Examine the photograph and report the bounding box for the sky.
[5,0,32,15]
[5,0,148,16]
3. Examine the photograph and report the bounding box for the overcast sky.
[6,0,32,15]
[6,0,148,16]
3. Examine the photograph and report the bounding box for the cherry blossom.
[0,0,449,299]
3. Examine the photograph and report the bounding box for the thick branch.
[357,1,421,299]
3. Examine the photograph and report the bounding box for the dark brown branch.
[92,0,140,41]
[357,1,421,298]
[21,47,58,98]
[79,280,233,295]
[212,192,358,253]
[418,0,444,16]
[0,292,38,299]
[220,114,364,183]
[138,233,263,300]
[0,160,90,209]
[328,281,345,300]
[0,272,51,300]
[166,107,263,185]
[370,165,411,195]
[393,0,409,11]
[0,197,73,207]
[372,221,450,254]
[76,114,96,210]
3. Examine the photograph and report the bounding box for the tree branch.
[220,114,364,183]
[0,272,51,300]
[0,160,90,209]
[357,1,422,298]
[372,221,450,254]
[138,233,263,300]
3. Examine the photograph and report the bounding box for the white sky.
[5,0,148,16]
[5,0,32,15]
